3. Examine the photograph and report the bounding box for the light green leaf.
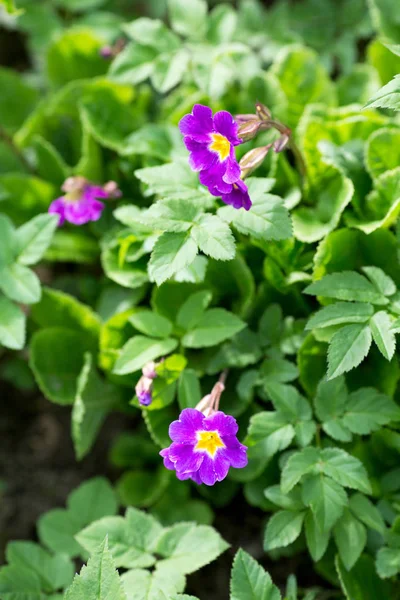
[376,547,400,578]
[334,509,367,571]
[0,67,38,133]
[342,387,400,434]
[365,129,400,180]
[302,475,348,531]
[306,302,374,330]
[129,311,173,339]
[123,17,180,52]
[264,510,305,551]
[15,213,58,266]
[148,232,198,286]
[0,263,41,304]
[178,369,202,409]
[64,537,127,600]
[156,522,229,574]
[122,567,185,600]
[0,295,25,350]
[181,308,246,348]
[152,49,190,94]
[304,272,388,304]
[0,213,16,269]
[320,448,372,493]
[281,447,320,493]
[168,0,207,39]
[304,511,330,561]
[0,565,42,599]
[113,335,178,375]
[191,214,236,261]
[314,377,352,442]
[176,290,212,331]
[349,493,386,534]
[327,324,372,380]
[230,548,281,600]
[364,75,400,111]
[370,311,396,360]
[76,508,161,569]
[110,43,157,85]
[121,200,201,233]
[336,554,391,599]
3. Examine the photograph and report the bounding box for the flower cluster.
[179,104,251,211]
[160,380,248,485]
[49,177,121,226]
[135,361,158,407]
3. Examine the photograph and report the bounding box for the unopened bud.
[235,113,258,125]
[255,102,271,120]
[195,382,225,416]
[273,134,290,153]
[142,361,157,379]
[99,45,113,59]
[103,180,122,198]
[237,120,263,142]
[239,145,272,178]
[135,376,153,406]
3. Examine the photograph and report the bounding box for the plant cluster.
[1,0,400,598]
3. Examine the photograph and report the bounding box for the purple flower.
[160,408,248,486]
[212,179,252,211]
[48,177,120,226]
[136,378,153,406]
[179,104,252,210]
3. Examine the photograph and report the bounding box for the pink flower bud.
[237,120,263,142]
[235,113,258,124]
[255,102,271,120]
[239,145,272,178]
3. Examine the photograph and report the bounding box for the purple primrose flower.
[48,177,121,226]
[179,104,252,211]
[160,408,248,486]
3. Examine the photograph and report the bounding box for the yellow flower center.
[209,133,231,161]
[195,430,225,457]
[64,190,83,203]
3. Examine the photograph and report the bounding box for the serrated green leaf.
[365,129,400,180]
[349,494,386,534]
[370,311,396,360]
[376,547,400,578]
[333,509,367,571]
[122,567,185,600]
[306,302,374,330]
[178,369,202,409]
[327,324,372,380]
[0,262,41,304]
[149,232,198,286]
[182,308,245,348]
[191,214,235,261]
[230,548,281,600]
[176,290,212,331]
[320,448,372,493]
[364,75,400,111]
[342,387,400,434]
[281,447,320,493]
[124,199,201,233]
[304,510,330,561]
[0,295,25,350]
[302,475,348,531]
[129,311,173,339]
[304,272,388,304]
[264,510,305,551]
[168,0,207,39]
[113,335,178,375]
[336,554,391,599]
[15,213,58,265]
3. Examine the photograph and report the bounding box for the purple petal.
[204,411,238,437]
[169,442,204,473]
[220,436,248,469]
[221,180,252,211]
[179,104,213,142]
[64,198,105,225]
[160,448,175,470]
[184,137,217,171]
[213,110,241,145]
[198,454,230,486]
[169,408,205,443]
[190,471,203,485]
[138,390,152,406]
[199,163,232,194]
[48,197,66,226]
[222,148,241,184]
[176,471,194,481]
[88,199,105,221]
[83,184,108,200]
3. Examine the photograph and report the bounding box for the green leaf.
[178,369,202,409]
[376,547,400,578]
[336,554,392,600]
[0,295,25,350]
[38,478,118,557]
[72,354,116,460]
[46,230,99,264]
[119,200,201,233]
[15,213,58,266]
[264,510,305,551]
[0,67,38,133]
[306,302,374,330]
[123,17,180,52]
[230,548,281,600]
[117,468,170,509]
[327,324,372,380]
[176,290,212,331]
[168,0,207,39]
[370,311,396,360]
[129,311,173,339]
[333,509,367,571]
[0,263,41,304]
[110,42,157,85]
[364,75,400,111]
[218,178,292,242]
[64,537,127,600]
[30,328,92,405]
[181,308,246,348]
[152,49,190,94]
[314,377,352,442]
[76,508,161,569]
[0,214,17,269]
[304,272,388,304]
[113,335,178,375]
[0,565,42,599]
[56,0,107,12]
[156,522,229,574]
[47,29,107,87]
[6,541,74,592]
[365,129,400,180]
[362,266,396,297]
[302,475,348,531]
[281,447,320,494]
[191,214,236,261]
[304,511,330,561]
[148,232,198,286]
[342,388,400,434]
[320,448,372,494]
[122,567,185,600]
[349,494,386,534]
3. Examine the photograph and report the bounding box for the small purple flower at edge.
[160,408,248,486]
[179,104,252,211]
[135,361,158,407]
[48,176,121,227]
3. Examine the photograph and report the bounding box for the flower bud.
[99,46,113,59]
[239,144,272,178]
[61,176,87,194]
[142,361,157,379]
[103,180,122,198]
[237,120,263,142]
[235,113,258,125]
[255,102,271,120]
[135,376,153,406]
[273,134,290,153]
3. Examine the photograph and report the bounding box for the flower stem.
[0,127,35,174]
[218,368,229,386]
